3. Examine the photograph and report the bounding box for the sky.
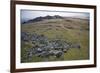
[21,10,90,23]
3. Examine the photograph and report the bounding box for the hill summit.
[22,15,64,24]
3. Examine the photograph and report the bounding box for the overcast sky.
[21,10,90,23]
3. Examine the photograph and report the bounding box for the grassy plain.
[21,18,89,62]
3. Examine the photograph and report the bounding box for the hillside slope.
[21,16,89,63]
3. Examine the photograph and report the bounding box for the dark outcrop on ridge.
[22,15,64,24]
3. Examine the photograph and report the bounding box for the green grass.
[21,18,89,63]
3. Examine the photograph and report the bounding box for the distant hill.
[22,15,64,24]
